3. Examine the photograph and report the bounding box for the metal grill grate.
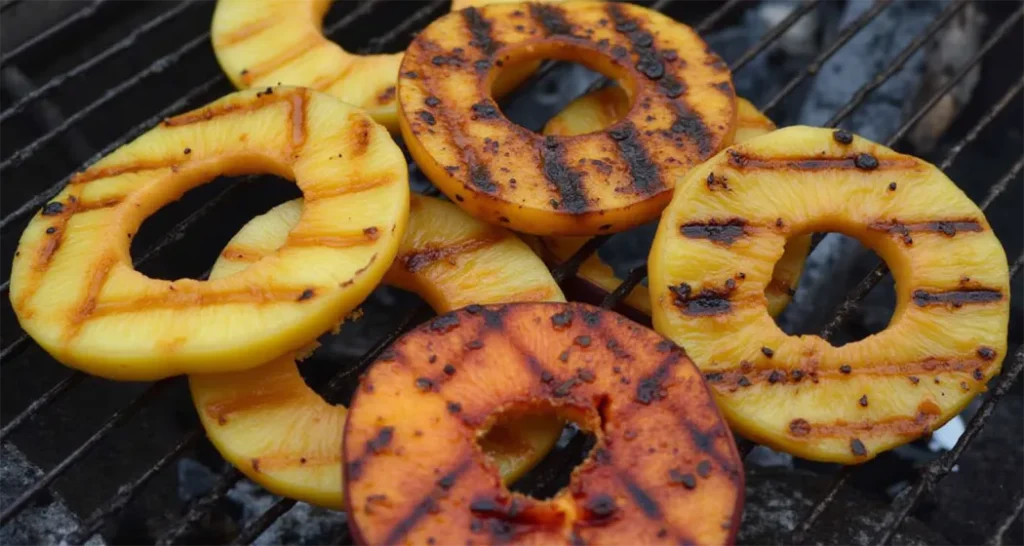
[1,1,1021,544]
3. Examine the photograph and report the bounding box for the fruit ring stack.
[8,1,1011,545]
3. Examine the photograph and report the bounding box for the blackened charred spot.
[447,401,462,414]
[466,339,484,350]
[636,358,673,404]
[973,368,985,381]
[471,99,500,120]
[912,289,1002,307]
[621,474,662,519]
[443,364,456,375]
[791,369,804,382]
[607,4,664,80]
[669,102,713,156]
[711,81,731,95]
[888,182,898,191]
[41,201,65,216]
[418,111,436,126]
[850,438,868,457]
[761,347,774,358]
[430,313,460,333]
[466,304,482,314]
[868,219,983,238]
[581,309,601,326]
[403,70,418,79]
[737,376,751,387]
[540,136,588,213]
[858,395,868,407]
[530,3,574,35]
[977,346,997,360]
[585,494,618,519]
[658,75,686,98]
[424,95,441,107]
[482,307,504,329]
[854,153,879,170]
[696,460,712,478]
[611,45,628,60]
[474,59,491,74]
[768,370,784,384]
[470,163,498,194]
[789,419,811,437]
[669,282,732,317]
[416,377,434,391]
[379,349,397,361]
[910,376,920,384]
[347,459,363,480]
[367,426,394,454]
[297,289,315,301]
[608,122,661,194]
[541,370,554,383]
[669,469,697,489]
[832,129,854,144]
[469,497,502,514]
[46,227,57,234]
[577,368,596,383]
[551,309,574,328]
[559,350,570,362]
[575,335,592,347]
[840,364,852,374]
[656,340,675,353]
[553,378,579,397]
[680,219,747,245]
[363,226,379,238]
[462,7,499,55]
[704,372,723,383]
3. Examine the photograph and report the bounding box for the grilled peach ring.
[649,126,1010,463]
[344,302,744,546]
[211,0,556,133]
[8,87,408,381]
[190,194,565,509]
[399,1,735,236]
[536,90,810,319]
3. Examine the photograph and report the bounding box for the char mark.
[912,288,1002,307]
[669,282,732,317]
[607,4,663,80]
[470,163,498,194]
[529,4,574,36]
[608,122,661,194]
[727,151,915,171]
[680,219,747,245]
[462,7,499,55]
[669,102,713,157]
[868,219,983,237]
[539,136,588,213]
[635,350,682,405]
[382,458,473,545]
[620,473,662,519]
[400,235,503,272]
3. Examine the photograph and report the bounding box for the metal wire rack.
[0,0,1021,544]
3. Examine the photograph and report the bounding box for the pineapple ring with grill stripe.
[399,1,736,236]
[211,0,559,133]
[534,89,811,319]
[189,194,566,509]
[9,87,409,381]
[648,125,1010,464]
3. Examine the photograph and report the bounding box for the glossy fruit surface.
[649,126,1010,463]
[190,195,565,509]
[10,87,407,380]
[344,302,744,545]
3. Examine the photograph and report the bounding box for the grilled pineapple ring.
[399,1,735,236]
[649,126,1010,463]
[190,194,565,509]
[344,302,744,546]
[537,91,810,319]
[9,87,408,381]
[211,0,555,133]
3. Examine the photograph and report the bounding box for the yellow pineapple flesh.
[211,0,554,133]
[537,89,810,318]
[190,194,566,509]
[9,87,408,381]
[648,126,1010,463]
[399,1,736,235]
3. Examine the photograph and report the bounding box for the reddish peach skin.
[344,302,743,546]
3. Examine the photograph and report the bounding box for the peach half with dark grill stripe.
[343,302,744,546]
[398,1,736,236]
[534,90,811,320]
[211,0,561,133]
[190,194,566,509]
[648,125,1010,463]
[9,87,408,381]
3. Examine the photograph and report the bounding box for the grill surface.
[1,1,1021,544]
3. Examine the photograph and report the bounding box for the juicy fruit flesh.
[9,87,408,380]
[538,90,810,318]
[210,0,553,132]
[344,302,744,546]
[648,125,1010,463]
[190,195,566,509]
[399,1,736,236]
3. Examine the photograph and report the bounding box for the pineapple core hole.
[131,174,301,280]
[478,402,599,500]
[772,233,895,347]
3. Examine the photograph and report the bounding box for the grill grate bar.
[0,380,171,526]
[600,265,647,309]
[872,345,1024,544]
[729,1,819,72]
[0,0,105,65]
[886,7,1024,147]
[228,497,297,546]
[759,0,893,114]
[791,469,853,543]
[941,77,1024,171]
[981,157,1024,210]
[0,371,84,441]
[824,0,968,128]
[988,492,1024,546]
[693,0,743,34]
[0,0,196,124]
[156,467,244,546]
[62,430,203,546]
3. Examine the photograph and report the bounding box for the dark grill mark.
[366,426,394,454]
[727,151,917,171]
[418,111,436,126]
[621,473,662,519]
[607,4,663,80]
[529,4,574,36]
[669,282,732,317]
[470,164,498,194]
[669,102,713,157]
[635,352,679,405]
[383,458,472,545]
[429,313,460,333]
[669,469,697,489]
[297,289,314,301]
[608,122,661,194]
[400,235,503,272]
[868,219,983,240]
[551,309,574,328]
[658,75,686,98]
[680,219,747,245]
[416,377,434,391]
[471,99,500,120]
[539,136,588,213]
[912,288,1002,307]
[696,460,712,478]
[462,7,499,55]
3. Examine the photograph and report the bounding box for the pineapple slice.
[648,126,1010,463]
[211,0,558,133]
[190,194,566,509]
[399,1,736,236]
[536,89,811,319]
[344,302,744,546]
[9,87,408,381]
